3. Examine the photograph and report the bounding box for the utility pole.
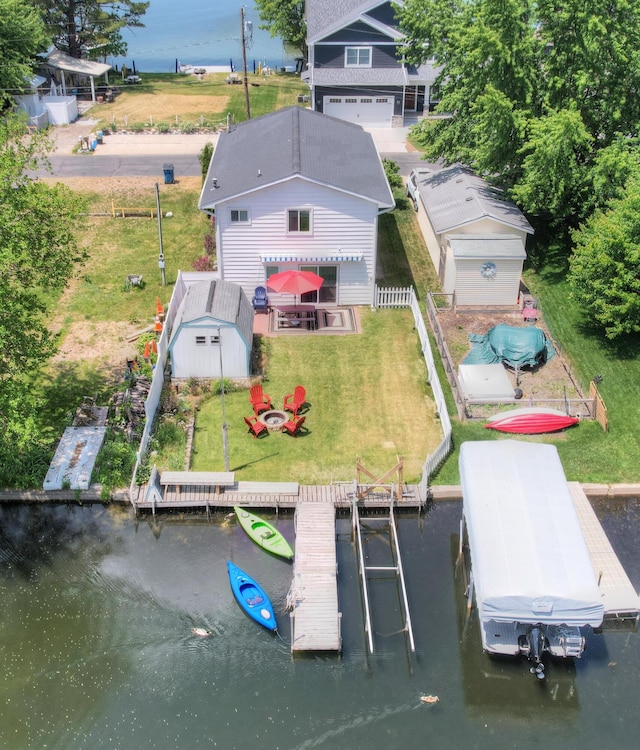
[155,183,166,285]
[241,6,251,120]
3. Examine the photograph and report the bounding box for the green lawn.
[189,308,442,484]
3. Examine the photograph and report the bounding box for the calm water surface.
[1,500,639,749]
[110,0,296,73]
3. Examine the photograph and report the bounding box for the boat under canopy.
[459,440,605,675]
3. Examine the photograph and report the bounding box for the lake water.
[1,499,640,749]
[109,0,297,73]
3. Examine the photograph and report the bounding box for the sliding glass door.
[300,265,337,304]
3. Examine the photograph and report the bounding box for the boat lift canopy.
[459,441,604,628]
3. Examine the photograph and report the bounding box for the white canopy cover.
[459,440,604,628]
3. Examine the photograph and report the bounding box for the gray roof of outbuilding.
[307,1,397,42]
[447,234,527,259]
[170,279,253,348]
[416,166,534,235]
[199,106,394,210]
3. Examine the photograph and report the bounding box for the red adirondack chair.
[282,415,305,437]
[249,384,272,415]
[244,415,268,438]
[283,385,306,417]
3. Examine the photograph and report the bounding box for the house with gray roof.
[410,165,534,306]
[303,0,439,126]
[199,105,395,307]
[168,278,254,379]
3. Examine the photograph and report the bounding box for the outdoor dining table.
[276,304,317,330]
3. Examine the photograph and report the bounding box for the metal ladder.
[352,489,416,654]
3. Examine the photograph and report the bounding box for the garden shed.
[410,166,533,306]
[168,279,253,380]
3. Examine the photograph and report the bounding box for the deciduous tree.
[0,0,50,110]
[253,0,307,59]
[36,0,149,60]
[0,116,86,486]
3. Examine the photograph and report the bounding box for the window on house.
[230,209,249,223]
[195,336,207,345]
[288,209,311,233]
[345,47,372,67]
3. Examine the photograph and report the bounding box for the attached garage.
[323,95,394,126]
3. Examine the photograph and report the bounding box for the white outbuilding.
[410,165,534,306]
[168,279,254,380]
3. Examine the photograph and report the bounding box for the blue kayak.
[226,561,277,632]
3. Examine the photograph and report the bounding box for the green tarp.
[463,324,554,369]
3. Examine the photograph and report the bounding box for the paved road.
[34,120,425,179]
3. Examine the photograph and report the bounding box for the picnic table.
[276,305,317,330]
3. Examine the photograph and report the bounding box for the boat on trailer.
[459,440,604,678]
[485,407,579,434]
[234,506,294,560]
[227,561,277,632]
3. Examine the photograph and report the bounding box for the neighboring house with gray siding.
[303,0,439,126]
[198,106,395,307]
[412,165,534,306]
[168,279,253,379]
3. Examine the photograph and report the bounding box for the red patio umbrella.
[266,270,324,305]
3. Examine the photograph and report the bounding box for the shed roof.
[199,106,394,210]
[44,49,112,77]
[447,234,526,260]
[169,279,253,348]
[460,440,604,628]
[416,166,534,235]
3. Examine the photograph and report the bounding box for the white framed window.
[195,335,207,345]
[230,208,249,223]
[287,208,311,233]
[345,47,372,67]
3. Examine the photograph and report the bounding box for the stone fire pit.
[259,410,288,432]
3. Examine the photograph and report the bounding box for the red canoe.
[485,407,580,434]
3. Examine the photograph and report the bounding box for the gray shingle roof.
[170,279,253,348]
[307,2,393,42]
[310,62,438,86]
[416,166,534,235]
[448,234,527,260]
[199,106,394,210]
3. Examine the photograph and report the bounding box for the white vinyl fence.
[375,287,452,495]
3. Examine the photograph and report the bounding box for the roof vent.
[212,177,218,188]
[456,178,463,183]
[465,196,473,201]
[257,169,262,177]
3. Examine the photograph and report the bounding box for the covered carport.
[40,49,112,103]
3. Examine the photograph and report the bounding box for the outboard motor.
[526,624,546,679]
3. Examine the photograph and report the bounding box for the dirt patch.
[102,93,230,123]
[434,308,587,418]
[40,175,202,196]
[50,321,140,382]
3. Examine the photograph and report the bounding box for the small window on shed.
[210,334,220,345]
[195,335,207,345]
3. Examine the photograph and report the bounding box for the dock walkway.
[289,501,341,652]
[568,482,640,619]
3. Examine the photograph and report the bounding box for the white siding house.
[199,106,395,307]
[168,279,253,380]
[411,166,534,306]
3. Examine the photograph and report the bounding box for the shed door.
[323,96,393,126]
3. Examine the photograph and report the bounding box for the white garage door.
[323,96,394,126]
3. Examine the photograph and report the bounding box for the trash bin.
[163,163,175,184]
[97,130,104,144]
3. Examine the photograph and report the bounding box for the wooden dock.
[568,482,640,619]
[288,501,342,652]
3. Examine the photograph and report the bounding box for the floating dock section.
[288,502,342,652]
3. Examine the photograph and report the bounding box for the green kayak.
[234,506,294,560]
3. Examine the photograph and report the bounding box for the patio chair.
[249,384,272,415]
[244,415,268,438]
[283,385,307,417]
[282,415,306,437]
[251,286,270,314]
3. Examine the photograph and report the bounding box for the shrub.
[130,122,145,133]
[192,255,214,272]
[156,121,170,134]
[181,121,197,134]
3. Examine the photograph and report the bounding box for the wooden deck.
[289,501,342,652]
[130,481,425,511]
[568,482,640,619]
